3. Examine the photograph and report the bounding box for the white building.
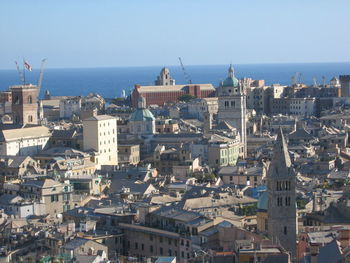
[289,97,316,117]
[0,126,51,156]
[83,115,118,169]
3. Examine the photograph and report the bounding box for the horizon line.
[0,60,350,71]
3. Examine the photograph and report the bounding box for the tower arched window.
[28,95,33,104]
[14,96,20,105]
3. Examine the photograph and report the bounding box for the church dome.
[257,191,268,211]
[129,108,155,122]
[221,65,239,87]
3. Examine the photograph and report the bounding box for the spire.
[228,64,234,78]
[268,127,292,177]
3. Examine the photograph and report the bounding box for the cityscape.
[1,1,350,263]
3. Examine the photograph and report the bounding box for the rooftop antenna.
[178,57,192,84]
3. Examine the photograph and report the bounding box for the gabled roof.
[0,126,50,142]
[217,121,236,131]
[22,178,61,189]
[51,129,76,139]
[289,127,315,140]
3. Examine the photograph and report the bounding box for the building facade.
[0,126,51,156]
[83,115,118,168]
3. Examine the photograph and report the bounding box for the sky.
[1,0,350,69]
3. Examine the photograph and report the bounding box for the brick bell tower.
[11,84,39,125]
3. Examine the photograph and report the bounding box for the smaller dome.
[221,65,239,87]
[257,191,268,211]
[129,108,155,122]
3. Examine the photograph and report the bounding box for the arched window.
[28,115,33,122]
[14,96,20,105]
[28,95,33,104]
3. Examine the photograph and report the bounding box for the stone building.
[217,65,247,157]
[267,128,297,261]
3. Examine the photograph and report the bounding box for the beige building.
[118,143,140,165]
[155,119,179,134]
[83,115,118,169]
[20,179,73,216]
[0,126,51,156]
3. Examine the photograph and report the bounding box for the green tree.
[178,94,196,102]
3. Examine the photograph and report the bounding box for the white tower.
[217,65,247,157]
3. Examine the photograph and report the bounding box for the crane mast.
[37,58,47,96]
[178,57,192,84]
[14,61,25,84]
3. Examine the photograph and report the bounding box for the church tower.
[11,84,39,125]
[267,128,297,261]
[155,67,175,86]
[217,65,247,157]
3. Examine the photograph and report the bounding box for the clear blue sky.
[1,0,349,69]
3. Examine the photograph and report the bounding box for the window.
[28,95,33,104]
[150,245,153,253]
[28,115,33,122]
[160,247,163,255]
[284,226,287,235]
[135,242,138,249]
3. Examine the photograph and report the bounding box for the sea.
[0,62,349,99]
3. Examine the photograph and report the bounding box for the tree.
[178,94,196,102]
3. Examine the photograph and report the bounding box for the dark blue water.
[0,63,349,98]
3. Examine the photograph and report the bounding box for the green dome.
[257,191,268,211]
[130,108,155,121]
[222,76,239,87]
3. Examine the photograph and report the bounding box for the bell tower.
[267,128,297,261]
[11,84,38,125]
[217,65,247,157]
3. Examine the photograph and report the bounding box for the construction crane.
[178,57,192,84]
[312,77,318,88]
[14,61,25,84]
[37,58,47,96]
[322,76,326,88]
